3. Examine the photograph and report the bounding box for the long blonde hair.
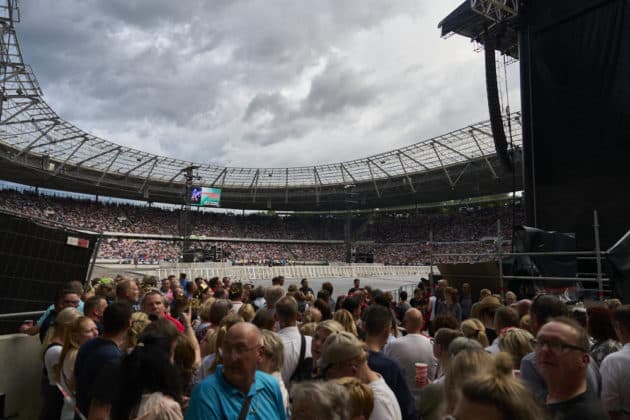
[209,314,244,373]
[460,318,489,347]
[56,316,91,391]
[43,308,81,383]
[333,309,358,336]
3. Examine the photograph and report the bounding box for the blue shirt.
[185,365,286,420]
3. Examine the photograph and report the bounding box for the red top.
[164,312,185,333]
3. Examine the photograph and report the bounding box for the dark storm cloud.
[13,1,519,167]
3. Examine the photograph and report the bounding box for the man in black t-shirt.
[347,278,361,295]
[535,317,608,420]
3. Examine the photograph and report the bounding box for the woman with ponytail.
[447,352,547,420]
[460,318,489,347]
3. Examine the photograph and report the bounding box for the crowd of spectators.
[18,274,629,419]
[0,188,523,264]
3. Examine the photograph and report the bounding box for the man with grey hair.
[276,295,312,384]
[290,381,351,419]
[186,322,286,419]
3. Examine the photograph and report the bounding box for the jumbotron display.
[191,187,222,207]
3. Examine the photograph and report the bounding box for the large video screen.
[191,187,221,207]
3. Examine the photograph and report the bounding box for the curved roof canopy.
[0,2,522,211]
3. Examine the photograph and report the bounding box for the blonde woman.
[443,348,495,415]
[333,309,358,336]
[497,327,534,369]
[237,303,256,322]
[310,320,345,378]
[335,377,374,420]
[258,330,289,416]
[200,314,243,378]
[448,352,547,420]
[123,312,151,352]
[460,318,489,347]
[57,316,99,420]
[40,307,82,420]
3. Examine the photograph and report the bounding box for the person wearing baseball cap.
[319,331,402,420]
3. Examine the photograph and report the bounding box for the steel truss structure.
[0,1,522,211]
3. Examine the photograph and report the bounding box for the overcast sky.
[18,0,520,169]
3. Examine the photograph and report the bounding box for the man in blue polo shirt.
[186,322,286,420]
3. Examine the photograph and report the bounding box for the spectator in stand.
[587,305,622,366]
[534,317,608,419]
[600,305,630,419]
[275,296,312,384]
[320,331,402,420]
[83,295,108,335]
[520,295,601,404]
[141,291,184,332]
[363,304,418,420]
[186,323,286,420]
[384,308,436,404]
[75,301,133,419]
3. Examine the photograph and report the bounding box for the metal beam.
[123,156,157,177]
[74,145,121,169]
[30,133,87,151]
[14,122,58,158]
[367,160,381,198]
[398,150,429,171]
[249,169,260,203]
[470,130,498,178]
[210,167,227,187]
[0,99,36,124]
[2,116,55,126]
[340,163,357,184]
[432,143,454,188]
[397,152,416,192]
[96,148,122,186]
[53,138,87,175]
[432,139,471,161]
[139,158,159,193]
[368,159,392,178]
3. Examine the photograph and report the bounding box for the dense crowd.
[19,274,629,419]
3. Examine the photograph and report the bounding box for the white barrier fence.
[155,264,434,283]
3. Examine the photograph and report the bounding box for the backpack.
[290,334,313,382]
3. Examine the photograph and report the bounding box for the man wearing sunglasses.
[534,317,607,419]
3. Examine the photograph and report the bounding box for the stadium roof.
[0,1,522,211]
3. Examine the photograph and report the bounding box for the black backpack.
[290,334,313,382]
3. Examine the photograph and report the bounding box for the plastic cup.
[415,362,429,388]
[512,369,521,379]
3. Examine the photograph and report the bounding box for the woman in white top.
[39,307,81,420]
[57,316,99,420]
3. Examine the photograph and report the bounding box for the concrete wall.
[0,334,42,419]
